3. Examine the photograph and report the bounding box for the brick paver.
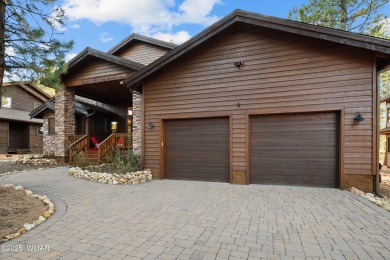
[1,167,390,259]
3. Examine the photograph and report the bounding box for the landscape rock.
[24,223,35,231]
[0,183,55,243]
[15,155,57,166]
[5,233,20,240]
[350,187,390,212]
[69,168,153,185]
[43,211,51,218]
[15,185,24,191]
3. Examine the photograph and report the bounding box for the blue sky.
[55,0,389,61]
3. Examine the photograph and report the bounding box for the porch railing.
[98,133,132,162]
[67,135,84,145]
[68,133,132,164]
[69,135,88,163]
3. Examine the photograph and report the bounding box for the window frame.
[48,118,55,136]
[1,96,12,108]
[37,124,44,136]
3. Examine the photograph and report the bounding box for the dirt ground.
[0,186,48,240]
[0,160,57,175]
[379,173,390,198]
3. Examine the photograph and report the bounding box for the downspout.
[375,71,380,196]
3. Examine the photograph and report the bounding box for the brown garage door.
[164,117,230,182]
[250,113,338,188]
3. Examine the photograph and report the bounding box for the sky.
[50,0,389,62]
[57,0,309,61]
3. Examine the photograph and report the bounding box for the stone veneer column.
[132,92,142,156]
[55,87,75,162]
[43,110,56,155]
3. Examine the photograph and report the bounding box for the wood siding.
[64,59,133,87]
[249,113,339,187]
[3,85,45,111]
[116,42,169,65]
[142,25,374,182]
[29,124,43,149]
[0,121,8,153]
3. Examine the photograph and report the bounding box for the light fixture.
[354,112,365,122]
[147,121,154,129]
[234,61,244,68]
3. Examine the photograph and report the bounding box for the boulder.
[24,223,35,231]
[43,211,51,218]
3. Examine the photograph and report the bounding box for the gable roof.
[107,33,177,55]
[125,9,390,88]
[29,97,118,119]
[0,108,43,124]
[3,82,52,102]
[66,47,145,73]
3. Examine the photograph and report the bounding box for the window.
[48,118,55,135]
[388,137,390,153]
[37,124,44,135]
[387,107,390,127]
[1,96,11,108]
[34,102,42,109]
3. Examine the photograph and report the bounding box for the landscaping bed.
[0,184,54,242]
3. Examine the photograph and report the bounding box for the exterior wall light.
[147,121,154,129]
[234,61,244,68]
[354,112,365,122]
[111,121,118,133]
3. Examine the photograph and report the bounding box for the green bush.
[108,149,142,174]
[75,152,89,168]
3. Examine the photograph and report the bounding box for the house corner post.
[132,91,142,157]
[55,87,75,163]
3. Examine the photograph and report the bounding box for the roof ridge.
[107,33,177,55]
[66,47,145,72]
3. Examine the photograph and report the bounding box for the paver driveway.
[1,167,390,260]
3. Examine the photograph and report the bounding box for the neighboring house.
[380,95,390,167]
[31,34,176,162]
[0,82,51,153]
[123,10,390,192]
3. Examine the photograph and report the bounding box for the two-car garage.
[163,113,339,188]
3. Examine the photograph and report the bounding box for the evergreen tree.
[0,0,73,107]
[288,0,389,35]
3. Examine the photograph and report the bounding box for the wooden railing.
[69,135,88,163]
[68,133,132,164]
[98,133,132,162]
[67,135,84,145]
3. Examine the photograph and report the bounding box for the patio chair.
[90,136,101,150]
[116,137,125,149]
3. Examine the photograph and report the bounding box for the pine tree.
[288,0,389,35]
[0,0,73,107]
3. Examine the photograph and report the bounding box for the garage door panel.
[164,117,230,182]
[250,113,338,188]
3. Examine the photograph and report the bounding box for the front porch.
[68,133,132,165]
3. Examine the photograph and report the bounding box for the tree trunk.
[0,1,5,109]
